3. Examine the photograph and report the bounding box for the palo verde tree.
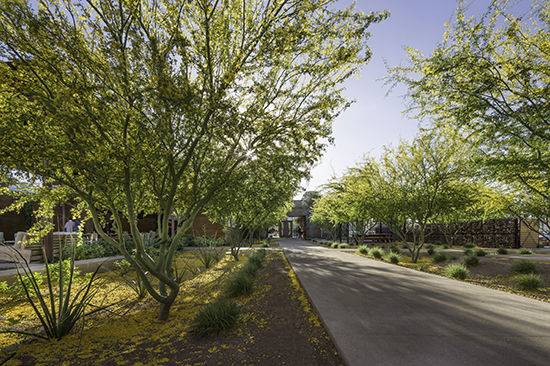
[0,0,388,319]
[355,130,474,262]
[311,168,378,244]
[207,157,296,261]
[389,0,549,239]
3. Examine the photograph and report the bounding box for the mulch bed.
[152,253,343,366]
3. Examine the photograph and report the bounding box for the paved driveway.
[280,239,550,366]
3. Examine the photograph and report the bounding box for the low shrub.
[386,252,400,264]
[463,248,473,256]
[426,247,435,256]
[357,245,369,255]
[196,246,225,269]
[444,264,469,280]
[242,261,261,277]
[463,255,479,266]
[194,236,225,247]
[432,252,447,263]
[510,260,538,275]
[226,271,254,297]
[331,243,339,248]
[475,248,487,257]
[63,239,119,261]
[192,299,240,336]
[519,248,533,255]
[369,247,383,259]
[441,244,449,249]
[464,243,475,249]
[511,274,543,291]
[249,249,266,268]
[338,243,350,249]
[497,247,508,255]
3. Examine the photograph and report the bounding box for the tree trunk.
[158,302,172,321]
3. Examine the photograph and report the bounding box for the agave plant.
[5,246,103,340]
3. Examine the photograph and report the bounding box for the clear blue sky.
[300,0,532,195]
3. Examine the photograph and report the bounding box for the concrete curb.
[281,247,350,366]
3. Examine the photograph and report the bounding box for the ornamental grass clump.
[191,299,240,336]
[357,245,369,255]
[519,248,533,255]
[510,260,538,275]
[386,252,400,264]
[369,247,383,259]
[463,248,473,256]
[331,243,339,248]
[227,271,254,297]
[432,252,447,263]
[463,255,479,267]
[475,248,487,257]
[511,274,543,291]
[444,264,469,280]
[8,249,103,340]
[227,250,266,297]
[338,243,350,249]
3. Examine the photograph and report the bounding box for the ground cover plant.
[511,274,543,291]
[444,264,469,280]
[510,260,538,275]
[463,255,480,267]
[1,249,343,365]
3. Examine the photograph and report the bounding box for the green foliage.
[475,249,487,257]
[338,243,350,249]
[497,248,509,255]
[191,299,240,337]
[312,129,479,264]
[511,274,543,291]
[426,246,435,256]
[226,250,265,297]
[227,272,254,298]
[193,237,225,248]
[242,262,261,277]
[63,239,119,261]
[10,253,102,339]
[432,252,448,263]
[369,247,383,259]
[386,252,400,264]
[331,243,340,249]
[519,249,533,255]
[444,264,469,280]
[248,250,266,269]
[463,249,474,256]
[510,260,538,275]
[114,260,146,300]
[464,243,475,249]
[196,246,225,270]
[463,255,479,267]
[0,0,387,320]
[357,245,369,255]
[389,1,550,237]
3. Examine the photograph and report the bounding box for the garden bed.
[356,245,550,303]
[1,251,341,365]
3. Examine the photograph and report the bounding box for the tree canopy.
[389,0,549,237]
[0,0,388,318]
